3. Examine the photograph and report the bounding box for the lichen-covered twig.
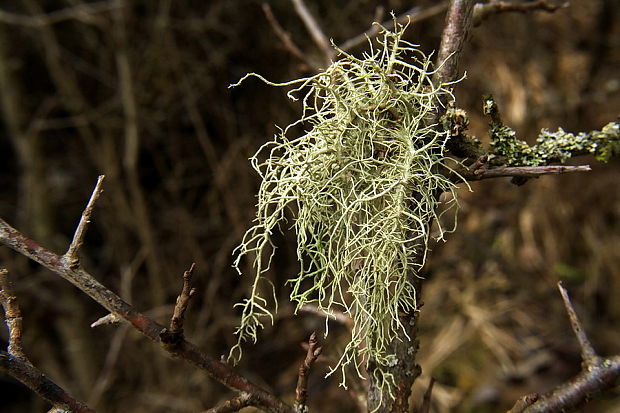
[295,332,323,413]
[508,283,620,413]
[485,96,620,166]
[0,269,96,413]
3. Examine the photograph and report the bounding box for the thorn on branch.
[557,282,597,362]
[294,332,323,413]
[90,312,122,328]
[64,175,105,269]
[508,283,620,413]
[160,263,197,348]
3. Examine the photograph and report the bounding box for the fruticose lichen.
[486,96,620,166]
[230,25,461,392]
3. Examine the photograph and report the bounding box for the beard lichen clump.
[230,26,459,390]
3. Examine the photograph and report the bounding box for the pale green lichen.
[229,25,462,392]
[486,96,620,166]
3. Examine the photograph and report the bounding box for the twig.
[261,3,311,68]
[508,283,620,413]
[64,175,104,268]
[0,1,120,27]
[0,269,96,413]
[418,377,436,413]
[0,180,293,412]
[473,0,567,26]
[459,164,591,181]
[290,0,334,65]
[338,2,450,52]
[205,392,252,413]
[160,263,197,348]
[299,304,353,328]
[294,332,323,413]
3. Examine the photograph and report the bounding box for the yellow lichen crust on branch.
[230,24,461,392]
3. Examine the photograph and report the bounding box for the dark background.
[0,1,619,412]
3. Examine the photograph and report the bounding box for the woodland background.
[0,0,619,412]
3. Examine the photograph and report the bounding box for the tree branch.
[509,283,620,413]
[338,2,450,53]
[473,0,567,27]
[0,178,293,413]
[1,269,96,413]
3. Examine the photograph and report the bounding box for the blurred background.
[0,0,618,412]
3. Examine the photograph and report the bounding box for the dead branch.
[418,377,436,413]
[160,263,197,348]
[64,175,104,268]
[473,0,567,26]
[294,332,323,413]
[0,1,119,27]
[205,392,252,413]
[0,179,293,413]
[508,283,620,413]
[338,2,450,52]
[459,164,591,181]
[290,0,334,66]
[262,3,312,69]
[0,269,96,413]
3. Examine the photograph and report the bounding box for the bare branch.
[205,392,252,413]
[0,217,293,413]
[1,269,96,413]
[418,377,436,413]
[294,332,323,413]
[299,304,353,328]
[0,1,120,27]
[338,2,450,52]
[459,164,591,181]
[64,175,104,268]
[290,0,334,65]
[262,3,313,69]
[508,284,620,413]
[473,0,567,26]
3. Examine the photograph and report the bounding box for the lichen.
[486,96,620,166]
[229,24,462,393]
